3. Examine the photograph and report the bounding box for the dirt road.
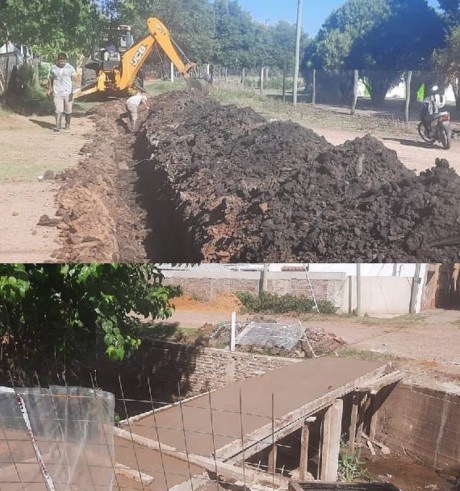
[163,295,460,391]
[0,95,459,263]
[0,110,92,262]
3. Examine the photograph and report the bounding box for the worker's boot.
[54,114,62,132]
[64,114,71,130]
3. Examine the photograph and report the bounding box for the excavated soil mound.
[56,90,460,262]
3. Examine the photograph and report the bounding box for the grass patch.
[0,105,13,118]
[140,322,204,344]
[209,85,415,136]
[144,80,188,96]
[337,347,401,362]
[0,161,70,183]
[351,313,425,326]
[235,291,337,315]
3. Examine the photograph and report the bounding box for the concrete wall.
[377,383,460,471]
[163,270,414,315]
[343,276,414,315]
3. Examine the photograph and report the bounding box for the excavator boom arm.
[117,17,195,90]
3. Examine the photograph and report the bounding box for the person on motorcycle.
[421,85,446,136]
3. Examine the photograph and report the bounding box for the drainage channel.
[133,136,205,262]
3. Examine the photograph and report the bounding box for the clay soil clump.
[56,90,460,262]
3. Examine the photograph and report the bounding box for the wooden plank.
[356,370,404,394]
[299,423,310,481]
[348,392,359,453]
[319,399,343,481]
[114,427,287,488]
[217,364,390,462]
[115,462,155,485]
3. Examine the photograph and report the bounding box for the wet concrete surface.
[114,357,388,489]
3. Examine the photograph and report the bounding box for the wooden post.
[369,394,378,440]
[348,392,359,453]
[241,67,246,88]
[312,69,316,105]
[356,393,370,443]
[268,444,277,474]
[293,0,303,106]
[320,399,343,481]
[299,421,311,480]
[405,71,412,124]
[260,66,264,95]
[351,69,359,115]
[282,62,287,102]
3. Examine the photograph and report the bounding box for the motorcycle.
[417,100,452,150]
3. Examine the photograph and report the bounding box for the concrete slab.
[116,357,392,489]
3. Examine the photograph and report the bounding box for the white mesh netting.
[0,385,115,490]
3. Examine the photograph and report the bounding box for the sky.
[235,0,440,37]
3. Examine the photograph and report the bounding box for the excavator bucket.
[186,78,209,94]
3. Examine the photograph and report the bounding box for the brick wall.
[92,341,298,406]
[162,270,347,305]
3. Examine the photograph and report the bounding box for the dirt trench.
[55,90,460,262]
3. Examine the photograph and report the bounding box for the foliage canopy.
[0,263,179,382]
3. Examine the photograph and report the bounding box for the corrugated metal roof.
[235,322,306,350]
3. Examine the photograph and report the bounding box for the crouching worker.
[126,93,149,132]
[47,52,77,132]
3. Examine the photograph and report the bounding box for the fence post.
[405,70,412,125]
[282,62,287,102]
[350,69,359,115]
[260,66,264,95]
[230,312,237,351]
[312,69,316,105]
[241,67,246,88]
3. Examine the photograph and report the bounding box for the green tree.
[433,25,460,107]
[265,21,309,72]
[437,0,460,25]
[104,0,215,62]
[304,0,391,70]
[303,0,446,107]
[212,0,258,68]
[0,0,105,60]
[0,264,178,382]
[348,0,445,106]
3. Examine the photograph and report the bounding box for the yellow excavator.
[73,17,205,100]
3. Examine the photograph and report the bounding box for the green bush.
[338,443,372,482]
[234,291,337,315]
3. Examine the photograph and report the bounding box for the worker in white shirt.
[125,93,149,132]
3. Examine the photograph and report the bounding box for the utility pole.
[293,0,303,106]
